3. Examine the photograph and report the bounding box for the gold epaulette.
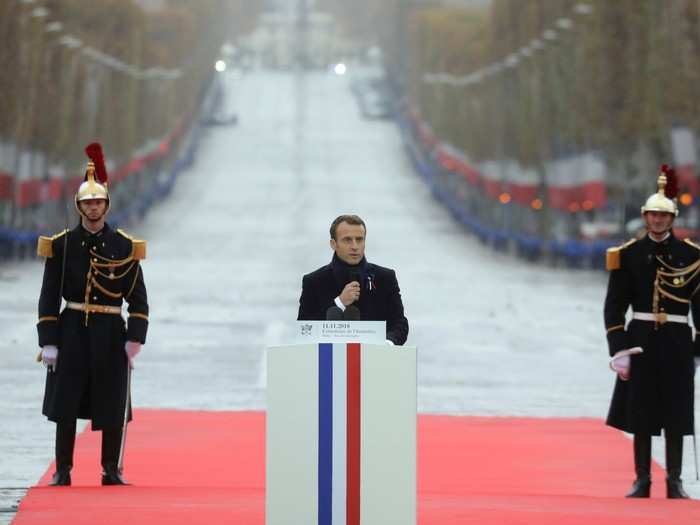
[36,230,68,258]
[606,238,637,271]
[117,229,147,260]
[684,238,700,251]
[132,240,146,260]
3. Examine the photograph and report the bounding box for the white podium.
[266,321,416,525]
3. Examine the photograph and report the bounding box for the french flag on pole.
[267,341,416,525]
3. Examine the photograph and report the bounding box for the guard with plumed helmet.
[36,143,149,486]
[604,165,700,499]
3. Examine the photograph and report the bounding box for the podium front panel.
[266,344,319,525]
[266,343,416,525]
[361,344,416,525]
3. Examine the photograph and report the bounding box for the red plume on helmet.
[660,164,678,199]
[84,142,108,185]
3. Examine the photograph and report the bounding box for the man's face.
[79,199,107,221]
[644,211,674,235]
[330,222,366,265]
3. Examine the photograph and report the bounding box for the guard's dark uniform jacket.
[297,255,409,345]
[37,223,148,430]
[604,233,700,435]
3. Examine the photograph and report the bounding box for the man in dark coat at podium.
[297,214,409,345]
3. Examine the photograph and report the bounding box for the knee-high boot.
[626,433,651,498]
[665,433,689,499]
[101,426,129,485]
[49,420,76,486]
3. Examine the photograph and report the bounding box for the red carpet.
[13,411,700,524]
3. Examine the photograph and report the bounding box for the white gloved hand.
[41,345,58,372]
[125,341,141,369]
[385,339,395,346]
[611,354,630,380]
[610,347,643,381]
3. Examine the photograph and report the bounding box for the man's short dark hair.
[330,215,366,240]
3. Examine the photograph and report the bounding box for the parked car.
[358,89,393,119]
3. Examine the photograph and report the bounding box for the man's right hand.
[609,347,643,381]
[41,345,58,372]
[339,281,361,306]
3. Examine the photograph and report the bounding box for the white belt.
[632,312,688,325]
[65,301,122,315]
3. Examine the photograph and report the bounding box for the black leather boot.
[101,427,129,486]
[626,434,651,498]
[49,421,76,486]
[101,466,129,486]
[49,471,71,486]
[665,433,689,499]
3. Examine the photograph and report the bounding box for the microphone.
[348,269,363,287]
[344,305,361,321]
[326,306,344,320]
[348,269,363,308]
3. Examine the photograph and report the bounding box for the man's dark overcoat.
[604,233,700,436]
[297,255,409,345]
[37,223,148,430]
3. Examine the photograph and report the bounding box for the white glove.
[41,345,58,371]
[385,339,395,346]
[611,354,630,380]
[125,341,141,369]
[610,347,643,381]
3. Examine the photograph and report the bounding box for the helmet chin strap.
[648,230,671,242]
